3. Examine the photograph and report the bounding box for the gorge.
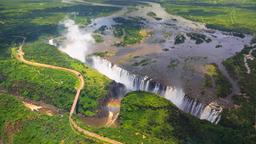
[49,2,252,125]
[86,55,222,124]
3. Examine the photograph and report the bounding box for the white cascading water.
[58,19,94,63]
[48,19,222,124]
[86,56,223,124]
[200,102,223,124]
[48,39,57,47]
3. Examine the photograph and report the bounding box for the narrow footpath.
[244,46,256,74]
[15,38,122,144]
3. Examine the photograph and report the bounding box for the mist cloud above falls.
[59,19,94,63]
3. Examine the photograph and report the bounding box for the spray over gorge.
[59,19,94,62]
[46,2,251,125]
[86,56,223,123]
[50,18,222,123]
[2,0,256,143]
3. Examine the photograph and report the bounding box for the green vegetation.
[168,59,180,69]
[231,32,245,38]
[21,39,111,116]
[95,25,108,34]
[30,13,66,25]
[0,49,109,116]
[113,25,124,38]
[1,0,256,143]
[204,64,232,97]
[132,58,153,66]
[93,51,110,57]
[164,32,172,39]
[123,30,144,45]
[147,12,157,17]
[215,44,222,48]
[126,6,139,14]
[251,35,256,44]
[73,92,176,144]
[0,0,120,58]
[205,64,218,76]
[0,58,78,110]
[161,0,256,34]
[174,34,186,45]
[186,32,212,44]
[162,48,169,51]
[146,11,162,21]
[113,17,146,46]
[84,0,144,6]
[0,1,121,142]
[76,91,256,144]
[73,16,91,26]
[154,17,162,21]
[0,93,96,144]
[0,0,120,116]
[223,45,256,128]
[93,34,104,43]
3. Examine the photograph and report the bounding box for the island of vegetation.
[0,0,256,144]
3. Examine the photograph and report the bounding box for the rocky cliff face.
[86,56,222,124]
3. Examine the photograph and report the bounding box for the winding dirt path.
[15,38,122,144]
[244,45,256,74]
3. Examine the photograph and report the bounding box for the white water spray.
[48,18,222,124]
[86,56,222,124]
[58,19,94,62]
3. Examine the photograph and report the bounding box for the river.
[50,1,252,124]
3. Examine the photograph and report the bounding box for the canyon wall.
[86,56,222,124]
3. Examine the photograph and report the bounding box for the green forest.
[0,0,256,144]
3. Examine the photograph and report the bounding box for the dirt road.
[16,38,122,144]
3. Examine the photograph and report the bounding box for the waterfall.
[59,19,94,63]
[49,39,58,47]
[86,56,222,124]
